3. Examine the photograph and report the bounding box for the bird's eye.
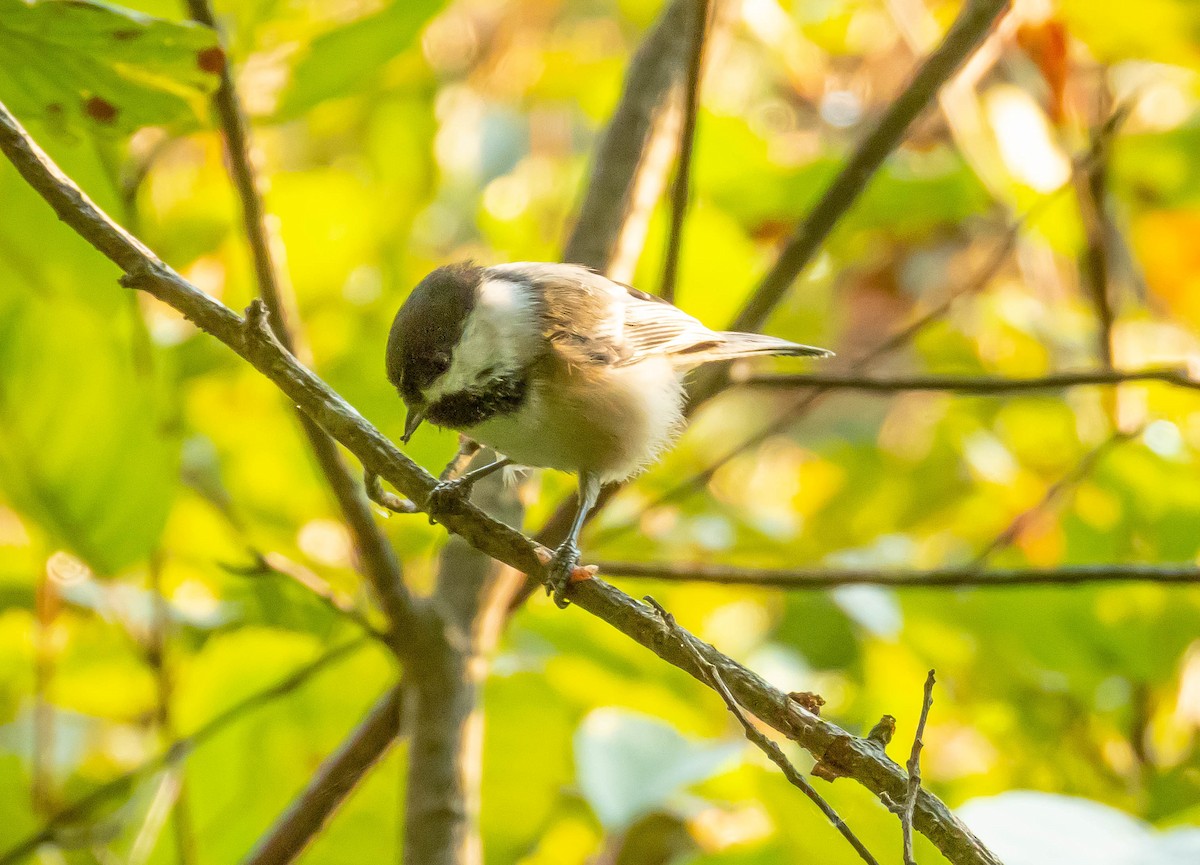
[430,352,451,375]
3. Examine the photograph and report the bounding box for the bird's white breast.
[465,354,686,484]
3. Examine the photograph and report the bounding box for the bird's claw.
[425,478,471,524]
[542,544,597,609]
[545,545,578,609]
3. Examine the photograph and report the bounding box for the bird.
[386,261,831,606]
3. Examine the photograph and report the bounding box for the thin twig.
[897,671,936,865]
[739,367,1200,393]
[0,102,1003,865]
[127,771,186,865]
[658,0,710,303]
[242,686,405,865]
[645,597,881,865]
[440,436,483,482]
[222,550,389,642]
[182,0,413,640]
[884,0,1011,198]
[363,470,420,515]
[969,430,1135,566]
[596,561,1200,588]
[0,640,370,865]
[181,0,296,346]
[362,438,486,517]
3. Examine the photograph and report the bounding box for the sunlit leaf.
[0,296,178,574]
[275,0,440,119]
[0,0,221,134]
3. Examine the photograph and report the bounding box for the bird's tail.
[700,332,833,362]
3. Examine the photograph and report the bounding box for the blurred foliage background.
[1,0,1200,863]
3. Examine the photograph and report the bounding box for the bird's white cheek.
[425,277,539,401]
[425,335,500,401]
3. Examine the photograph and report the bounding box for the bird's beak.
[402,406,425,444]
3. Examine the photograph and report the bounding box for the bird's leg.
[425,454,511,524]
[439,436,482,482]
[546,472,601,608]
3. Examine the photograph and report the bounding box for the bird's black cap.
[386,262,483,428]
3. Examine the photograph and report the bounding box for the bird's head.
[386,262,537,442]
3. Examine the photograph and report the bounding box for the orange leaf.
[1017,19,1070,124]
[1133,210,1200,326]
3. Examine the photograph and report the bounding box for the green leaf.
[0,296,179,574]
[0,756,36,842]
[275,0,440,119]
[0,0,221,134]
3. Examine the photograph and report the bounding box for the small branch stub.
[364,470,420,515]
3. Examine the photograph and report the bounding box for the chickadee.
[386,262,830,605]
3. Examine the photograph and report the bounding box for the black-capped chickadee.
[386,262,831,605]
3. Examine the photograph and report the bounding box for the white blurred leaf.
[959,791,1200,865]
[574,708,740,830]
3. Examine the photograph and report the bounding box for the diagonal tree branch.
[243,685,405,865]
[182,0,413,639]
[593,560,1200,588]
[728,0,1011,336]
[0,101,1000,865]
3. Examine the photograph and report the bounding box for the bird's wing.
[620,286,831,366]
[488,262,826,368]
[616,284,723,365]
[498,262,723,365]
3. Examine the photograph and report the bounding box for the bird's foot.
[425,477,472,524]
[537,544,597,609]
